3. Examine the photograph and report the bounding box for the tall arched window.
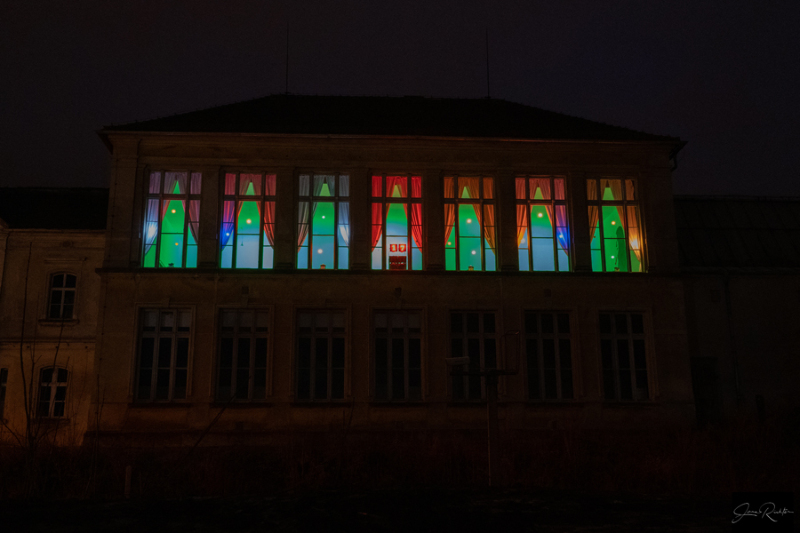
[38,367,68,418]
[48,273,77,320]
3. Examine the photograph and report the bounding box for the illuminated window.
[444,177,496,271]
[371,175,423,271]
[516,177,570,272]
[297,174,350,270]
[48,273,77,320]
[220,173,276,269]
[600,312,648,401]
[524,312,573,400]
[37,367,68,418]
[588,179,643,272]
[142,171,201,268]
[296,311,345,401]
[0,368,7,420]
[450,311,496,400]
[135,309,191,402]
[217,310,269,401]
[373,310,422,401]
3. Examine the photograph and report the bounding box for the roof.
[674,196,800,271]
[0,188,108,230]
[101,94,681,144]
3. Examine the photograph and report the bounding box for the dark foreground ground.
[0,489,731,532]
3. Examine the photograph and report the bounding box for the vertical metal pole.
[486,373,500,487]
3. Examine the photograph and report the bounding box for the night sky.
[2,1,799,195]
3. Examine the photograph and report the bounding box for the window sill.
[38,319,79,327]
[210,402,273,409]
[290,400,351,407]
[369,401,427,406]
[526,400,583,407]
[128,402,193,408]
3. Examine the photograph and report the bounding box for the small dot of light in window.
[447,242,452,246]
[321,215,326,219]
[175,242,179,246]
[317,248,323,254]
[226,232,230,236]
[611,221,616,225]
[611,255,615,259]
[466,218,472,224]
[471,250,477,255]
[171,209,176,213]
[537,213,543,218]
[246,219,252,224]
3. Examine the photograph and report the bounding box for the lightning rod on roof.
[485,27,491,99]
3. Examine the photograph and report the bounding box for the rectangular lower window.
[373,310,422,401]
[600,312,648,401]
[524,311,573,400]
[217,310,269,401]
[136,309,192,402]
[449,311,497,400]
[296,310,346,401]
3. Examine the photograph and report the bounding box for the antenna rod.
[485,28,490,99]
[285,23,289,94]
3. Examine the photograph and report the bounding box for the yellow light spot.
[175,242,179,246]
[171,209,176,213]
[246,218,252,224]
[466,218,472,224]
[317,248,323,254]
[537,213,543,218]
[611,220,616,225]
[447,242,451,246]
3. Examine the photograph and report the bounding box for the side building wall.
[0,229,104,445]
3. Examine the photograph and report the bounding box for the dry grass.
[1,415,798,500]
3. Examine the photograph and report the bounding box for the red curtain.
[263,201,275,246]
[444,205,455,245]
[410,178,423,251]
[371,204,382,250]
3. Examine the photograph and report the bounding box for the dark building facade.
[9,96,790,447]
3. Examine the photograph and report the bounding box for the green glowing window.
[373,310,422,401]
[449,311,497,400]
[444,176,497,271]
[600,312,648,401]
[587,179,643,272]
[371,175,423,271]
[217,309,270,401]
[142,171,201,268]
[220,173,276,269]
[516,177,570,272]
[298,174,350,270]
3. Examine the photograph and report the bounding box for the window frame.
[444,175,497,272]
[0,368,8,420]
[515,176,571,272]
[47,272,78,320]
[523,311,574,401]
[370,174,424,271]
[599,311,650,401]
[296,172,350,270]
[371,309,424,402]
[134,308,193,403]
[37,366,68,419]
[587,178,644,273]
[219,172,277,269]
[215,308,272,402]
[448,310,499,401]
[141,169,202,269]
[295,310,347,402]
